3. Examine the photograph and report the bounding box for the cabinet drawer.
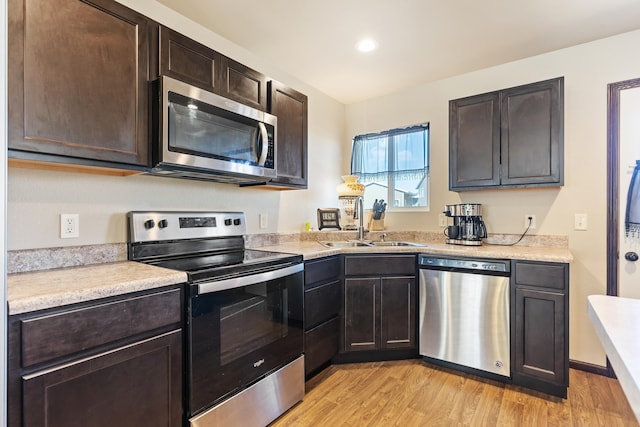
[21,288,182,367]
[304,317,339,376]
[345,255,416,276]
[513,261,568,291]
[305,256,340,286]
[305,280,340,329]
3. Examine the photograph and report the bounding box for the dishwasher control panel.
[418,255,510,273]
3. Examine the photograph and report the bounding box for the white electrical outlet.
[574,213,588,231]
[524,214,537,229]
[259,213,268,229]
[60,214,79,238]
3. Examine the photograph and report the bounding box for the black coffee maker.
[443,203,487,246]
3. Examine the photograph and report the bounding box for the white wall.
[345,29,640,367]
[7,0,345,250]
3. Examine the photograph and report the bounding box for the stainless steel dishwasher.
[418,255,510,378]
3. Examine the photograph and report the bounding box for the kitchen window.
[351,124,430,210]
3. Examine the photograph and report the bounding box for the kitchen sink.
[368,241,426,247]
[319,241,373,248]
[319,240,426,248]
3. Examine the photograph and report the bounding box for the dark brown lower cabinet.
[305,317,340,375]
[344,276,416,352]
[304,256,341,377]
[344,277,378,351]
[341,254,417,357]
[381,277,416,349]
[512,260,569,398]
[22,330,182,427]
[8,286,184,427]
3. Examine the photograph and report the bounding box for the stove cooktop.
[149,249,302,282]
[128,211,302,283]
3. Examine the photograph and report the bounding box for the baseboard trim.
[570,359,612,377]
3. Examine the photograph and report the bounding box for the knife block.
[368,212,385,231]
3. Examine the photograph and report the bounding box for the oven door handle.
[196,263,303,294]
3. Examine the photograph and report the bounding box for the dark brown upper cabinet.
[266,80,308,188]
[220,56,268,111]
[158,26,221,94]
[449,77,564,191]
[158,26,267,111]
[449,92,501,188]
[8,0,153,171]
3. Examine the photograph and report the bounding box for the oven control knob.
[144,219,155,230]
[224,218,232,226]
[158,219,168,229]
[233,218,241,226]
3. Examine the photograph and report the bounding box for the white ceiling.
[157,0,640,104]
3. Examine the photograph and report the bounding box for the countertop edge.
[587,295,640,423]
[8,262,187,316]
[256,241,574,263]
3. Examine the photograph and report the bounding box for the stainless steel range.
[128,211,304,427]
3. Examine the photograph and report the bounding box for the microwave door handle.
[257,122,269,166]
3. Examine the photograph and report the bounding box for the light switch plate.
[574,213,588,231]
[259,213,268,229]
[438,213,448,227]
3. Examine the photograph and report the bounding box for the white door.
[618,86,640,298]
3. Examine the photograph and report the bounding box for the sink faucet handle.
[380,233,387,242]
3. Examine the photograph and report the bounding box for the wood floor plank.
[270,360,639,427]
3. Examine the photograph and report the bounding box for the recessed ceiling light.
[356,38,377,53]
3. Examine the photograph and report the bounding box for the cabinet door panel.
[501,78,563,186]
[9,0,150,166]
[380,277,415,349]
[268,80,308,188]
[449,92,501,189]
[159,26,219,92]
[221,57,267,110]
[344,278,379,351]
[22,330,182,427]
[514,288,565,384]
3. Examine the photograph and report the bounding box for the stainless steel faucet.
[357,196,366,241]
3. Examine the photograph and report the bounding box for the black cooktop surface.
[150,249,301,282]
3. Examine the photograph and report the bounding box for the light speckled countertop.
[256,240,574,263]
[7,261,187,315]
[7,234,572,316]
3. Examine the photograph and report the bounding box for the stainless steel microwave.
[150,75,277,184]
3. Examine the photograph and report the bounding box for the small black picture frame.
[317,208,341,230]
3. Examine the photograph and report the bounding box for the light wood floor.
[271,359,638,426]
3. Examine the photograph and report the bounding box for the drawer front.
[513,261,568,291]
[304,317,339,376]
[305,256,340,286]
[305,280,340,329]
[345,255,416,276]
[21,288,182,367]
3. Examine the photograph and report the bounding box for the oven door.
[187,263,303,417]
